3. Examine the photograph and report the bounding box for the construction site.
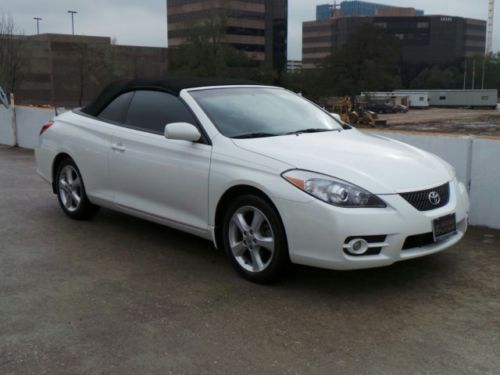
[377,107,500,136]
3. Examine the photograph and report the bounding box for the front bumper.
[274,178,469,271]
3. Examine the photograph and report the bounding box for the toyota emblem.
[428,191,441,206]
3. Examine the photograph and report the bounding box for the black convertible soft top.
[81,77,261,117]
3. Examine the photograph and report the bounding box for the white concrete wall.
[469,139,500,228]
[0,106,55,149]
[0,106,15,146]
[15,107,55,149]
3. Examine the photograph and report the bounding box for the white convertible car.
[35,79,469,282]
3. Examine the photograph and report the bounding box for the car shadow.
[88,208,455,300]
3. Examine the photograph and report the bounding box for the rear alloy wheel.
[56,159,99,220]
[223,195,289,283]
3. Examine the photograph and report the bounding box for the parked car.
[35,79,470,283]
[395,104,409,113]
[366,103,396,114]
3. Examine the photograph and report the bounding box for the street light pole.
[68,10,77,35]
[33,17,42,35]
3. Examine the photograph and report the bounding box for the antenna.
[486,0,495,54]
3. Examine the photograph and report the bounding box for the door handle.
[111,143,126,152]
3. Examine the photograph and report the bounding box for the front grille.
[402,233,434,250]
[400,183,450,211]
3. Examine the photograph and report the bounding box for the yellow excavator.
[333,96,377,127]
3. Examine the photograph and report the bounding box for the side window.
[125,90,198,134]
[98,92,134,123]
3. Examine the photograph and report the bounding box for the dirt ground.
[375,108,500,137]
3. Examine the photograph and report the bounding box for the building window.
[417,22,429,29]
[482,96,489,100]
[375,22,387,29]
[439,96,446,100]
[420,97,425,101]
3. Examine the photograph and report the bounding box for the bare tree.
[0,13,25,95]
[75,43,109,106]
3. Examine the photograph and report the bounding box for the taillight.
[40,120,54,136]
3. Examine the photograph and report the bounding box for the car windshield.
[189,87,343,138]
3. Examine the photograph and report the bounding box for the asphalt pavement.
[1,146,499,374]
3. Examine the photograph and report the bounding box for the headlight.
[282,169,386,208]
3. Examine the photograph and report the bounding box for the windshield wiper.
[232,132,278,139]
[284,128,337,136]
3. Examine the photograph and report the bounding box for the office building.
[340,1,424,17]
[303,16,487,69]
[316,1,423,21]
[13,34,168,106]
[287,60,303,73]
[167,0,288,72]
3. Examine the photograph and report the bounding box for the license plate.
[433,214,457,241]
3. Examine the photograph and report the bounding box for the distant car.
[35,79,470,283]
[395,104,409,113]
[367,103,396,114]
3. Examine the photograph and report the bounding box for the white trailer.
[396,89,498,109]
[362,91,429,108]
[391,91,430,108]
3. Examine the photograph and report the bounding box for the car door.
[109,90,212,231]
[79,91,134,203]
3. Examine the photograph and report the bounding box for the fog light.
[346,238,369,255]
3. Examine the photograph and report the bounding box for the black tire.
[222,194,289,283]
[55,158,99,220]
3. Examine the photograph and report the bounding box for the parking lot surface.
[1,146,499,374]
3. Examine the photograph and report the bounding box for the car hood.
[232,130,452,194]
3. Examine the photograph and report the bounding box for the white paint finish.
[164,122,201,142]
[0,106,15,146]
[110,125,212,231]
[371,131,472,188]
[234,129,454,194]
[469,138,500,228]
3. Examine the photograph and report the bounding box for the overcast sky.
[2,0,499,59]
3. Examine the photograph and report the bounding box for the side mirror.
[164,122,201,142]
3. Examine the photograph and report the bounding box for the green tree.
[280,69,327,101]
[410,65,463,89]
[169,10,275,83]
[319,24,402,97]
[475,54,500,91]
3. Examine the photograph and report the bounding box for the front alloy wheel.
[229,206,275,273]
[223,195,289,283]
